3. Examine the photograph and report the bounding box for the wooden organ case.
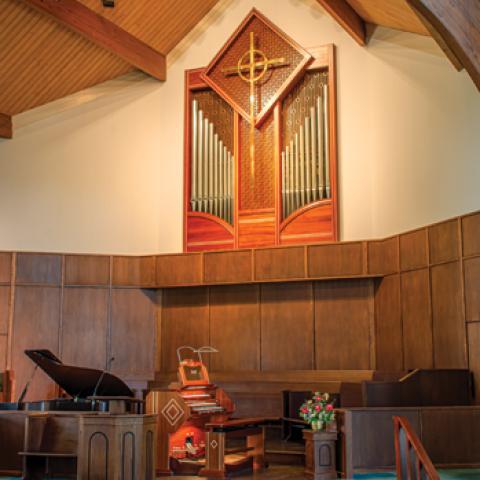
[184,9,338,252]
[147,347,267,477]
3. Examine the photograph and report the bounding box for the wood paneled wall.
[0,210,479,404]
[160,211,480,402]
[374,212,480,401]
[0,253,158,402]
[160,279,376,374]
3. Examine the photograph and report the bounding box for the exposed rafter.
[23,0,166,81]
[406,0,480,91]
[316,0,367,46]
[0,114,12,139]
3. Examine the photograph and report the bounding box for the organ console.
[147,346,269,477]
[0,350,156,479]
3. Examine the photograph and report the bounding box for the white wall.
[0,0,478,254]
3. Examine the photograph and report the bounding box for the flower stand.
[303,428,338,480]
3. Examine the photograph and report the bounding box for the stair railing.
[393,415,440,480]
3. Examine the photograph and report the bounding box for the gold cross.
[222,32,288,180]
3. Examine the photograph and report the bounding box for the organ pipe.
[281,86,330,219]
[190,103,234,225]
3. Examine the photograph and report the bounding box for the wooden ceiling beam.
[406,0,480,91]
[316,0,367,46]
[23,0,166,81]
[0,114,13,139]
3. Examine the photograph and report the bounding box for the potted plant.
[299,392,335,431]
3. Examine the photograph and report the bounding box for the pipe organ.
[190,100,234,224]
[183,10,338,252]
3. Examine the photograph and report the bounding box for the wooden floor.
[173,465,306,479]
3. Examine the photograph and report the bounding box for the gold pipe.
[191,100,198,212]
[316,96,324,199]
[310,107,318,202]
[197,109,204,212]
[323,84,331,198]
[305,116,312,204]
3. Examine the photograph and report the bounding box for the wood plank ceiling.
[345,0,430,36]
[0,0,477,139]
[0,0,218,117]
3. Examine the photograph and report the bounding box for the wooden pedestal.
[303,429,337,480]
[77,414,157,479]
[19,412,156,480]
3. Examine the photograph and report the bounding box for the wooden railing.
[393,416,440,480]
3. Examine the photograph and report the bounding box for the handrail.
[393,416,439,480]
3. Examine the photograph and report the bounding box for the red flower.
[315,405,322,411]
[326,404,333,411]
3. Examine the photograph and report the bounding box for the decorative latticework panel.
[192,90,234,153]
[239,114,275,210]
[203,10,311,125]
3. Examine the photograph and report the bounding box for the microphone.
[18,364,39,404]
[92,356,115,398]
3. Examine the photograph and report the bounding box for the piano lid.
[25,350,133,399]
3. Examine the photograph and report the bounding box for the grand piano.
[0,350,156,479]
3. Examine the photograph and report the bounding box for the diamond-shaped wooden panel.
[202,8,311,126]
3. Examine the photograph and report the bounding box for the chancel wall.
[0,0,479,253]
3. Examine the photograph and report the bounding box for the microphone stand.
[91,357,115,411]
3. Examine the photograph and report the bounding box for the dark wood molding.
[0,114,12,139]
[407,0,480,90]
[316,0,366,46]
[23,0,166,81]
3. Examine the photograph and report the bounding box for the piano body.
[147,346,267,478]
[0,350,156,479]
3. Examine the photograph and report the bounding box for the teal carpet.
[353,469,480,480]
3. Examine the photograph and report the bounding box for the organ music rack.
[184,10,338,252]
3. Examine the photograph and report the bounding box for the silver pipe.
[290,140,297,213]
[203,118,209,212]
[208,122,214,214]
[299,125,305,207]
[223,146,228,223]
[304,117,311,204]
[281,152,286,220]
[295,133,301,209]
[191,100,198,212]
[213,133,218,217]
[323,84,331,198]
[218,140,224,220]
[228,152,233,224]
[285,146,290,218]
[316,96,324,200]
[310,107,318,202]
[197,110,204,212]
